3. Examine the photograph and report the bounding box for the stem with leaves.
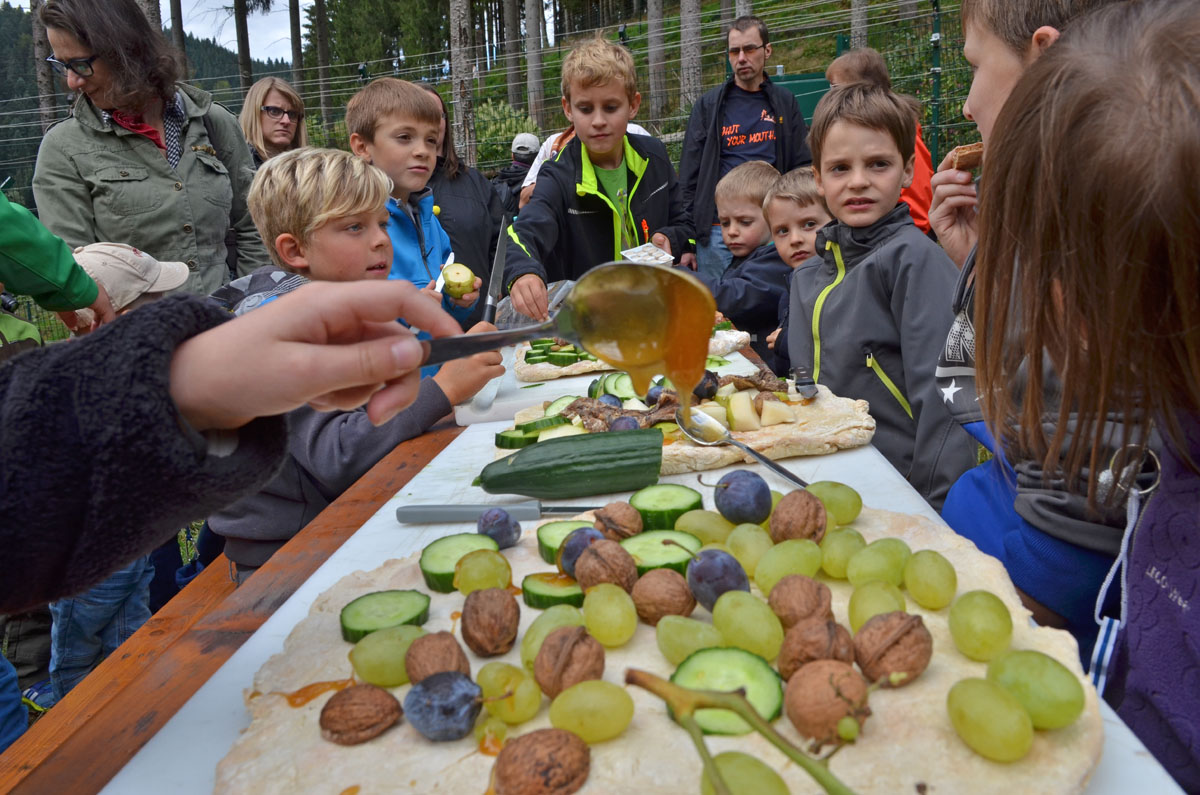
[624,668,858,795]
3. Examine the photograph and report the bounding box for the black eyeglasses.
[261,105,303,122]
[46,54,100,78]
[728,43,763,57]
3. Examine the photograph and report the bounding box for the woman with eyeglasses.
[31,0,270,297]
[239,77,308,167]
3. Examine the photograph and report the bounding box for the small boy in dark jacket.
[694,160,789,371]
[784,83,976,509]
[507,37,693,320]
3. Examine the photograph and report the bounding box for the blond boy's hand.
[651,233,672,257]
[929,151,980,269]
[432,321,506,405]
[169,280,462,431]
[766,327,781,350]
[510,274,549,321]
[444,276,482,309]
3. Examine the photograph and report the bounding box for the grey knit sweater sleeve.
[0,294,287,611]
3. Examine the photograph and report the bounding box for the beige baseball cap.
[71,243,190,311]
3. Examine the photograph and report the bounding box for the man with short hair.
[678,16,812,277]
[492,132,540,214]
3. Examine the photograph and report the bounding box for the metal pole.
[929,0,942,165]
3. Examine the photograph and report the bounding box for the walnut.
[318,684,402,745]
[573,539,638,593]
[769,489,828,544]
[593,501,643,540]
[461,587,521,657]
[777,618,854,680]
[784,659,871,748]
[492,728,590,795]
[404,630,470,685]
[533,625,605,698]
[853,611,933,687]
[631,568,696,625]
[753,390,781,415]
[767,574,834,629]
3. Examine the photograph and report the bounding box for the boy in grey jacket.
[784,84,976,509]
[207,148,503,578]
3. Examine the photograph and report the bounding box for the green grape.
[474,714,508,752]
[819,527,866,579]
[712,590,784,661]
[478,661,543,724]
[347,624,426,686]
[987,650,1085,729]
[699,751,789,795]
[453,549,512,595]
[758,491,786,532]
[520,604,585,673]
[655,615,724,665]
[675,509,736,545]
[848,580,906,631]
[583,583,638,647]
[846,538,911,588]
[949,590,1013,661]
[549,680,635,743]
[700,542,732,555]
[946,678,1034,762]
[805,481,863,525]
[903,549,958,609]
[726,523,775,577]
[754,539,822,596]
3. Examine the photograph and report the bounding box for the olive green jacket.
[32,83,270,296]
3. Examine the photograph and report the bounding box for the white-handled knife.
[395,501,602,523]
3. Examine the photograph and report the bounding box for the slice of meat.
[719,370,788,393]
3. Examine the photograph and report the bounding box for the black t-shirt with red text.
[713,85,779,221]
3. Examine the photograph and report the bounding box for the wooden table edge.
[0,420,465,794]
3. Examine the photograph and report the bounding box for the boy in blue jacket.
[784,83,976,509]
[693,160,789,371]
[347,78,479,327]
[507,37,694,320]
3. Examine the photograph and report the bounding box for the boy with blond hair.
[506,37,693,320]
[763,167,832,373]
[346,78,480,324]
[209,148,503,580]
[694,160,789,370]
[785,84,975,509]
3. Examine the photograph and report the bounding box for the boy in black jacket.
[693,160,790,371]
[507,37,693,320]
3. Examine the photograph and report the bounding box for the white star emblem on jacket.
[941,379,962,404]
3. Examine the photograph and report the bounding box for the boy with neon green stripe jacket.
[784,83,976,510]
[505,38,693,320]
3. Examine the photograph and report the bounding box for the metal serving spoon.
[674,406,810,488]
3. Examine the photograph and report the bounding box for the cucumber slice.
[530,338,557,346]
[629,484,705,529]
[517,414,569,433]
[536,520,596,563]
[339,589,431,643]
[524,355,549,364]
[609,373,637,400]
[705,355,731,368]
[418,534,500,592]
[601,372,624,396]
[619,529,702,575]
[587,378,605,399]
[529,343,552,352]
[495,428,540,449]
[545,395,583,416]
[538,424,587,441]
[547,351,579,366]
[550,344,576,353]
[671,648,783,734]
[522,572,585,608]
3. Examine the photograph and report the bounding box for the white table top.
[102,423,1181,795]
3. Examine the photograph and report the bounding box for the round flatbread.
[215,507,1103,794]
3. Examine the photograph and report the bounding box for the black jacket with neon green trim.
[504,134,693,287]
[783,204,977,510]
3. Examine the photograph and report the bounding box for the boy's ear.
[274,233,311,273]
[902,154,915,188]
[1029,26,1061,61]
[560,95,573,123]
[812,164,826,196]
[348,133,372,162]
[628,91,642,118]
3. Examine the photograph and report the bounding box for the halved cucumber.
[536,519,595,563]
[495,428,540,449]
[619,529,702,575]
[670,647,784,735]
[418,534,500,592]
[630,484,705,529]
[538,424,587,441]
[522,572,585,608]
[517,414,569,433]
[547,351,579,366]
[545,395,583,417]
[339,589,431,643]
[524,354,549,364]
